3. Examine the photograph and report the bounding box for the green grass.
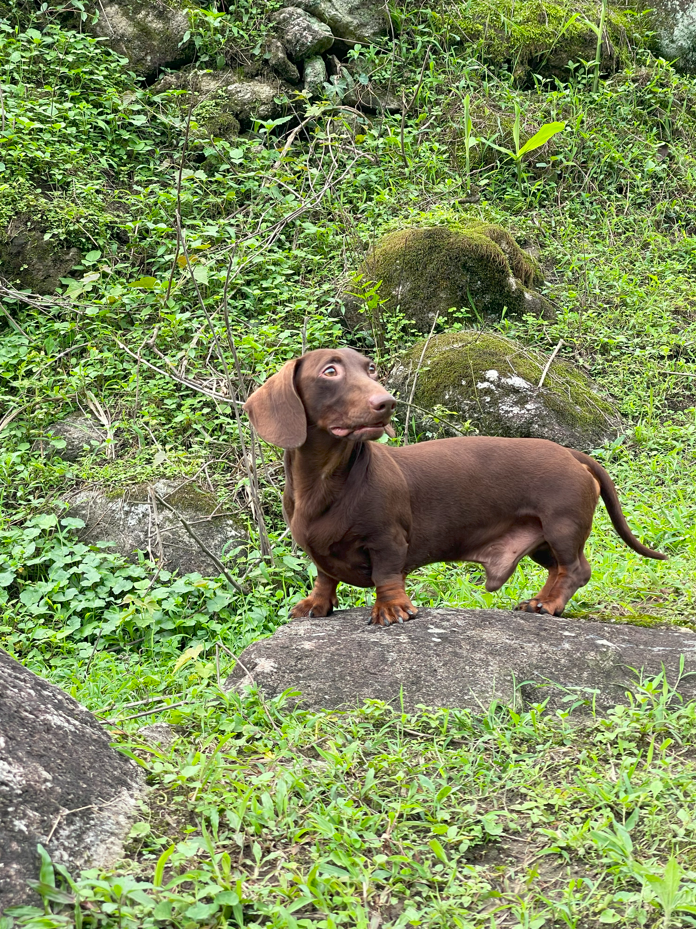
[3,0,696,923]
[6,654,696,928]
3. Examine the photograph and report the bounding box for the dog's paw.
[291,595,337,618]
[515,599,562,617]
[369,596,418,626]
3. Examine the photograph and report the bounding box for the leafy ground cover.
[2,0,696,924]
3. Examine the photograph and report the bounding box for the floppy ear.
[243,359,307,449]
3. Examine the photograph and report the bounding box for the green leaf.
[192,263,209,285]
[429,838,448,863]
[36,845,55,888]
[129,276,159,290]
[0,572,15,587]
[174,643,204,672]
[598,909,622,923]
[31,514,58,531]
[185,901,219,919]
[214,891,240,906]
[517,121,566,157]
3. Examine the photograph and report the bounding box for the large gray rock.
[0,216,81,295]
[647,0,696,72]
[387,330,622,451]
[292,0,390,44]
[86,0,194,77]
[0,649,144,909]
[273,7,334,61]
[64,479,246,576]
[226,608,696,714]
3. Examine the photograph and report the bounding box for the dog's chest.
[291,510,373,587]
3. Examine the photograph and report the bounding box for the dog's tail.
[569,449,667,560]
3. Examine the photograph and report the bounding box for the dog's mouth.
[330,422,396,440]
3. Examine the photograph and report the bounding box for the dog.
[244,347,666,625]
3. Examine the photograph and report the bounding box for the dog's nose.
[368,392,396,415]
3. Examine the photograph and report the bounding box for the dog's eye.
[322,366,338,377]
[368,363,377,374]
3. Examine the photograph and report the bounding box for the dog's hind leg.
[515,525,592,617]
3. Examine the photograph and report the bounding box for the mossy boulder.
[440,0,636,80]
[86,0,194,78]
[0,213,81,295]
[388,330,622,450]
[343,224,549,338]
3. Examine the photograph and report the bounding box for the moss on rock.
[439,0,637,80]
[343,223,548,337]
[388,330,622,450]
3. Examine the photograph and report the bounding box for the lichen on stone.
[388,329,622,450]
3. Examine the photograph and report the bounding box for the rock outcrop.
[303,55,328,96]
[225,607,696,714]
[292,0,391,45]
[0,216,81,295]
[152,69,286,135]
[273,7,334,61]
[342,224,549,337]
[387,330,622,449]
[86,0,194,78]
[65,479,246,576]
[0,649,145,908]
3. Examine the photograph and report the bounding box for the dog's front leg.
[368,539,417,626]
[291,570,339,618]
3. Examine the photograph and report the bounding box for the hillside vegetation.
[2,0,696,925]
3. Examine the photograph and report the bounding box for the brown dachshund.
[244,348,666,626]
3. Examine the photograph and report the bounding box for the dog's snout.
[369,392,396,415]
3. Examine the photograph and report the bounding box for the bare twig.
[148,486,165,563]
[109,700,189,723]
[96,694,174,715]
[83,390,116,459]
[165,104,194,303]
[219,253,272,557]
[153,490,243,593]
[656,368,696,378]
[31,342,87,377]
[538,338,565,388]
[83,628,103,679]
[112,338,234,403]
[0,301,30,337]
[0,406,24,436]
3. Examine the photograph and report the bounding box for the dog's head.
[244,348,396,449]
